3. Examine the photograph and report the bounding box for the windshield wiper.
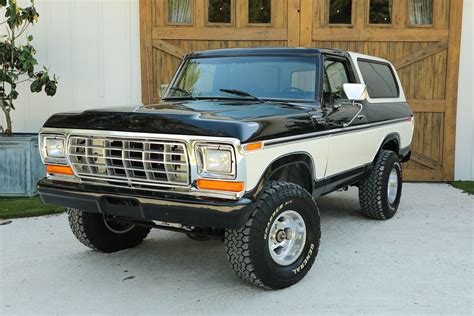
[219,89,304,107]
[168,87,197,100]
[219,89,264,103]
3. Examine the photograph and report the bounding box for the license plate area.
[99,196,141,217]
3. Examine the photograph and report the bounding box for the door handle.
[311,115,325,123]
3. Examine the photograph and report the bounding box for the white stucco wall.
[455,0,474,180]
[0,0,141,134]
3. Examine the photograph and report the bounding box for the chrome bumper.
[38,178,256,229]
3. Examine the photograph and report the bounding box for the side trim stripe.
[262,117,411,147]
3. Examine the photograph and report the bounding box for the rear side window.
[358,60,399,98]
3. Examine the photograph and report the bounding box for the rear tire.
[359,150,403,219]
[225,181,320,289]
[67,209,151,253]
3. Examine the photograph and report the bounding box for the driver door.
[323,56,371,177]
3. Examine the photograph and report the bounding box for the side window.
[168,0,193,24]
[323,59,350,105]
[249,0,271,24]
[328,0,352,25]
[369,0,392,24]
[358,60,399,98]
[208,0,233,24]
[409,0,433,25]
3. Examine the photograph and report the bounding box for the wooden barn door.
[300,0,463,181]
[140,0,463,181]
[140,0,301,105]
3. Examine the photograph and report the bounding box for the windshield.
[165,56,319,101]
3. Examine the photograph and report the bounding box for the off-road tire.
[67,209,151,253]
[359,150,403,219]
[224,181,320,289]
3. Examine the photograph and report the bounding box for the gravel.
[1,183,472,315]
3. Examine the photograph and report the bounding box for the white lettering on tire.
[292,243,315,274]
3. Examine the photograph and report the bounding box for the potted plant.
[0,0,58,197]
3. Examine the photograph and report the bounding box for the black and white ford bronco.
[38,48,414,289]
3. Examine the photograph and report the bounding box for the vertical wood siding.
[0,0,141,133]
[140,0,466,181]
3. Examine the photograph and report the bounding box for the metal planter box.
[0,134,45,197]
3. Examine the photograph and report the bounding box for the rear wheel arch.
[374,133,402,164]
[380,133,401,154]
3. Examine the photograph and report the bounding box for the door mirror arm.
[342,102,364,127]
[319,83,368,127]
[319,101,364,128]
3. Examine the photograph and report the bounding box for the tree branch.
[16,22,30,39]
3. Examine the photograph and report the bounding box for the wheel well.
[382,138,399,153]
[372,135,401,166]
[266,154,314,193]
[380,134,400,155]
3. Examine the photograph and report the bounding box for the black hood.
[43,100,317,143]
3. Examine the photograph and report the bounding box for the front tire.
[359,150,403,219]
[68,209,151,253]
[225,182,320,289]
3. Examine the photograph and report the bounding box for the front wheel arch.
[246,152,315,201]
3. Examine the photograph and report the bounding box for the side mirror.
[160,84,169,98]
[343,83,368,101]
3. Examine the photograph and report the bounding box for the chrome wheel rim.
[103,215,135,234]
[268,210,307,266]
[387,167,399,204]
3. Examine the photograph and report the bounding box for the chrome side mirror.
[343,83,368,101]
[160,84,169,98]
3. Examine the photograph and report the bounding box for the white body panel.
[243,120,414,192]
[325,120,413,176]
[243,136,331,191]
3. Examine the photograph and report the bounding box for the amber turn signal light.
[46,164,74,176]
[243,142,263,151]
[197,179,244,192]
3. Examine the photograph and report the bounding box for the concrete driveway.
[1,183,473,315]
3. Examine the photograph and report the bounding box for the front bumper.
[38,179,256,229]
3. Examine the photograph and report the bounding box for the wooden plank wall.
[139,0,464,181]
[307,0,463,181]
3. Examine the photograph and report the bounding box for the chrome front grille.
[67,136,190,187]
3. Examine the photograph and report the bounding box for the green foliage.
[451,181,474,195]
[181,61,200,92]
[0,195,65,219]
[0,0,58,136]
